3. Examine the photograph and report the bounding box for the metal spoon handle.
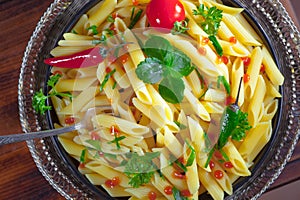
[0,125,77,146]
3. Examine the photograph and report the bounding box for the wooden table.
[0,0,299,199]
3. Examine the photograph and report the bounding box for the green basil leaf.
[136,58,165,84]
[144,36,172,61]
[168,49,194,76]
[159,75,184,104]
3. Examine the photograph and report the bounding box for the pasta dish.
[32,0,284,199]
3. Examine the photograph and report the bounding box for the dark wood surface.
[0,0,299,199]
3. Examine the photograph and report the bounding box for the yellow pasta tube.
[231,58,245,106]
[244,47,263,99]
[198,167,224,200]
[262,46,284,86]
[54,77,97,92]
[87,0,117,27]
[247,75,266,127]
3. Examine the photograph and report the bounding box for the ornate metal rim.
[18,0,300,199]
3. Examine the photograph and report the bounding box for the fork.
[0,106,112,146]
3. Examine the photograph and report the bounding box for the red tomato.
[224,161,234,169]
[146,0,185,29]
[214,170,224,179]
[164,186,173,195]
[105,177,121,188]
[148,191,157,200]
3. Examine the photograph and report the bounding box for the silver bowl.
[18,0,300,199]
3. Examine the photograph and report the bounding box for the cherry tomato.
[209,161,215,169]
[164,186,173,195]
[229,36,237,44]
[180,189,192,197]
[214,170,224,179]
[243,73,250,83]
[105,177,121,188]
[148,191,157,200]
[173,171,186,179]
[146,0,185,29]
[65,117,75,124]
[241,56,251,67]
[224,161,234,168]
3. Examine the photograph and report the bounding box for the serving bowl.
[18,0,300,199]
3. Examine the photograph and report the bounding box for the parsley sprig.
[193,4,223,56]
[32,74,72,114]
[123,152,160,188]
[171,18,190,35]
[135,36,194,104]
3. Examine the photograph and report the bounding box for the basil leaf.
[144,36,172,61]
[136,58,165,84]
[167,49,194,76]
[159,75,184,104]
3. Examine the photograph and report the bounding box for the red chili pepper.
[164,186,173,195]
[44,47,105,68]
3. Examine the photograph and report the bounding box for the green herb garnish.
[135,36,194,104]
[80,149,87,164]
[185,140,196,167]
[172,187,188,200]
[108,133,126,150]
[217,75,230,94]
[100,69,116,92]
[87,25,99,35]
[129,9,143,29]
[193,4,223,56]
[32,74,72,114]
[124,152,160,188]
[171,18,190,35]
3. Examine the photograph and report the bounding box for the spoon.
[0,106,112,146]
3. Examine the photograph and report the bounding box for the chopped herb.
[112,81,117,89]
[104,28,115,36]
[129,9,143,29]
[108,133,126,150]
[71,29,78,34]
[217,75,230,94]
[174,121,187,130]
[170,154,187,172]
[87,25,99,35]
[204,148,215,168]
[135,36,194,104]
[172,187,188,200]
[171,18,189,35]
[100,69,116,92]
[80,149,87,164]
[185,140,196,167]
[92,35,107,45]
[32,74,73,114]
[130,7,136,21]
[107,15,115,23]
[124,152,160,188]
[193,4,223,55]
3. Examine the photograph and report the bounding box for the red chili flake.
[79,163,85,168]
[98,151,104,157]
[105,67,112,73]
[243,73,250,83]
[53,70,62,76]
[221,55,229,65]
[225,96,236,105]
[65,117,75,124]
[148,191,157,200]
[173,171,186,179]
[105,177,121,188]
[241,57,251,67]
[112,13,119,19]
[260,64,266,73]
[198,46,207,56]
[224,161,234,169]
[132,0,139,6]
[91,131,100,140]
[120,54,129,64]
[110,125,120,136]
[164,186,173,195]
[229,36,237,44]
[180,189,192,197]
[209,161,215,169]
[214,151,223,160]
[214,170,224,179]
[201,37,210,45]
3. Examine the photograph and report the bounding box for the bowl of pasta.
[18,0,300,199]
